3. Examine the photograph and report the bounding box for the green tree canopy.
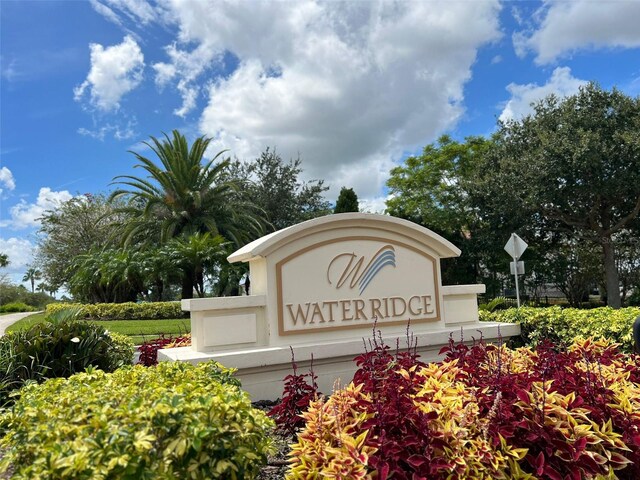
[110,130,267,298]
[110,130,265,248]
[229,147,330,232]
[386,135,508,290]
[334,187,359,213]
[22,267,42,294]
[36,193,127,291]
[474,83,640,307]
[166,232,227,298]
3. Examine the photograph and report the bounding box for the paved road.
[0,311,41,336]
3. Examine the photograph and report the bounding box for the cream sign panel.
[276,237,440,334]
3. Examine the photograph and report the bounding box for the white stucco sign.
[161,213,520,399]
[277,238,440,334]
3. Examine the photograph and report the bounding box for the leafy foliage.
[481,306,640,351]
[36,193,128,292]
[334,187,359,213]
[288,337,640,479]
[474,83,640,307]
[110,130,266,298]
[478,296,510,312]
[386,135,508,292]
[21,267,41,294]
[288,384,376,479]
[110,130,264,246]
[0,361,273,479]
[165,232,227,298]
[0,281,53,309]
[229,147,331,232]
[268,350,318,436]
[137,334,192,367]
[0,308,133,406]
[0,302,36,313]
[45,301,186,320]
[68,247,147,303]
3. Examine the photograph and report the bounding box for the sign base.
[159,322,520,400]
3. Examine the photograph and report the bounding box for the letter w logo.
[327,245,396,294]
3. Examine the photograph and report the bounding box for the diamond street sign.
[504,233,528,260]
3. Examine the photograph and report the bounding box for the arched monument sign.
[160,213,520,399]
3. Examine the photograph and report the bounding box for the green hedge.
[0,362,274,479]
[0,311,134,407]
[46,301,186,320]
[481,306,640,352]
[0,302,37,313]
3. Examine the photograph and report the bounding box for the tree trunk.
[155,280,164,302]
[602,236,621,308]
[181,271,194,299]
[195,268,205,298]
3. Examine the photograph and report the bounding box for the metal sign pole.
[513,253,521,308]
[504,233,527,309]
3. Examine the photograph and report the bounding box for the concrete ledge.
[442,284,486,295]
[159,322,520,399]
[181,295,266,312]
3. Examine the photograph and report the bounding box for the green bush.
[0,362,274,479]
[0,310,134,406]
[45,301,186,320]
[0,302,36,313]
[0,282,54,309]
[481,306,640,351]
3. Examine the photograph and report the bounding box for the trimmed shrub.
[481,306,640,351]
[46,301,186,320]
[0,311,134,406]
[0,302,36,313]
[0,282,53,309]
[287,338,640,479]
[268,350,318,436]
[137,334,192,367]
[0,362,274,479]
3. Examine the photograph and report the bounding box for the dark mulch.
[253,399,292,480]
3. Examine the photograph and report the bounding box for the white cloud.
[153,43,223,117]
[0,57,20,82]
[89,0,122,26]
[77,118,138,141]
[499,67,587,122]
[514,0,640,64]
[0,167,16,193]
[0,237,35,275]
[8,187,73,230]
[74,35,145,112]
[104,0,156,24]
[157,0,501,199]
[359,195,389,215]
[90,0,157,26]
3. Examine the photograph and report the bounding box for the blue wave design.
[358,247,396,294]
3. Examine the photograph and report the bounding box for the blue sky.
[1,0,640,287]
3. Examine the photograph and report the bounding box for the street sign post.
[510,261,525,276]
[504,233,528,307]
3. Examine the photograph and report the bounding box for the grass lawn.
[5,313,191,345]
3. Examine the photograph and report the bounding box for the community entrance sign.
[278,238,439,334]
[160,213,520,399]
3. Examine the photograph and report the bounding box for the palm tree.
[110,131,265,298]
[166,232,227,298]
[22,267,42,293]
